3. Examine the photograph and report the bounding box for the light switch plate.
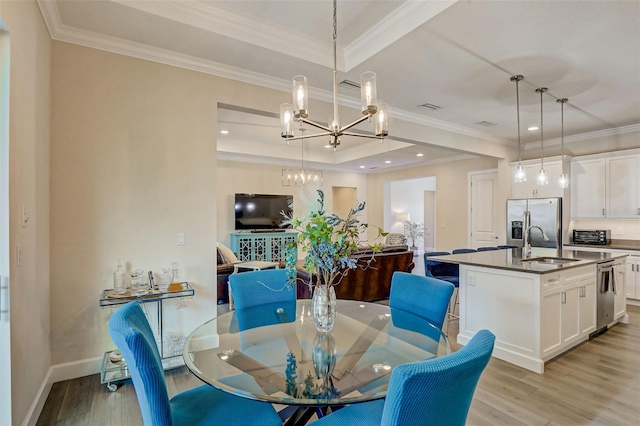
[177,233,185,246]
[616,227,623,235]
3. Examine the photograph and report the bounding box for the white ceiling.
[39,0,640,172]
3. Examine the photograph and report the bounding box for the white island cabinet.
[432,248,628,374]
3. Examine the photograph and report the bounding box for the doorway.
[469,170,498,248]
[332,186,357,219]
[0,19,12,425]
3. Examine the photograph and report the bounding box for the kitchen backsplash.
[568,220,640,241]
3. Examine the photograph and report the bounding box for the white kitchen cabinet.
[541,269,595,357]
[571,157,606,219]
[512,160,564,199]
[571,150,640,219]
[614,262,627,320]
[626,256,640,300]
[578,276,596,336]
[607,155,640,219]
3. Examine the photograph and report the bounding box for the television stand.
[230,231,297,262]
[251,229,285,233]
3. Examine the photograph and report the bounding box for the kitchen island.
[432,248,628,373]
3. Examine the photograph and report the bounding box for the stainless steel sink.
[521,257,580,265]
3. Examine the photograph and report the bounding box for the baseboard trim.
[23,356,102,426]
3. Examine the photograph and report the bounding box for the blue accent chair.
[108,302,281,426]
[477,246,499,251]
[229,269,296,309]
[497,245,519,249]
[389,271,454,331]
[312,330,496,426]
[452,248,477,254]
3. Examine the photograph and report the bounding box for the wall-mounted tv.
[234,193,293,230]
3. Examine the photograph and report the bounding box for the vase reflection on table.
[285,331,339,400]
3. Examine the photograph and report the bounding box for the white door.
[0,21,12,425]
[423,191,435,250]
[470,171,498,248]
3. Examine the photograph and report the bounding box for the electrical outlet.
[177,233,185,246]
[616,227,623,235]
[440,223,446,229]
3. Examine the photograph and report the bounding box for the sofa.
[296,245,415,302]
[216,248,237,304]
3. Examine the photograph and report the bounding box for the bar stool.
[452,248,476,254]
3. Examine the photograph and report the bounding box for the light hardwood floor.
[37,305,640,425]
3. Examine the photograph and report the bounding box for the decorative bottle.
[168,262,181,291]
[113,259,127,294]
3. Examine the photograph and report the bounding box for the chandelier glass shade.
[535,87,549,186]
[557,97,569,189]
[511,75,527,183]
[279,0,388,150]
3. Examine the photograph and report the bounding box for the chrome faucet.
[522,211,550,258]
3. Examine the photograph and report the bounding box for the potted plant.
[282,190,384,332]
[403,220,425,257]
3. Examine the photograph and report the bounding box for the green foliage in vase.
[282,190,386,288]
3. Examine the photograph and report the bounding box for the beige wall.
[216,160,369,247]
[367,157,500,252]
[2,0,52,423]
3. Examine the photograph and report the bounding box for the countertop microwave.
[573,229,611,245]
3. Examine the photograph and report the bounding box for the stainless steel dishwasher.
[595,259,624,333]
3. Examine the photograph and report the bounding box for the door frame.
[468,169,498,248]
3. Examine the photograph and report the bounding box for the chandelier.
[282,129,323,187]
[279,0,389,150]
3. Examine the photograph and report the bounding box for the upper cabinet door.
[571,158,606,219]
[606,155,640,219]
[512,160,564,199]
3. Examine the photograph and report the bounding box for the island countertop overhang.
[430,248,628,274]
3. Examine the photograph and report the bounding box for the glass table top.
[183,299,450,406]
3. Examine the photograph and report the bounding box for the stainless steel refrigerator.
[506,198,562,249]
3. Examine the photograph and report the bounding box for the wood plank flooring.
[37,305,640,425]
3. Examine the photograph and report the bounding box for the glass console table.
[99,282,194,391]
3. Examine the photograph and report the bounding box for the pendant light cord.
[536,87,548,169]
[557,98,568,174]
[511,75,524,165]
[332,0,338,125]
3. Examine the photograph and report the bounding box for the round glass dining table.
[183,299,450,413]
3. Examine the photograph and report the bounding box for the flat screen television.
[234,193,293,230]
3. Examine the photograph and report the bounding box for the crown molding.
[345,0,458,70]
[110,0,335,69]
[367,153,475,174]
[524,123,640,150]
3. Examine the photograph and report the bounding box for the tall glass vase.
[312,284,337,332]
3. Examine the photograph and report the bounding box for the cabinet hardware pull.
[548,278,559,283]
[561,292,566,304]
[602,208,605,216]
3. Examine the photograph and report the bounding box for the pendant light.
[511,75,526,182]
[535,87,549,185]
[557,98,569,188]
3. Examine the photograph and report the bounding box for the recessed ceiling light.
[220,130,229,134]
[324,145,331,149]
[359,165,365,169]
[385,160,391,164]
[528,126,539,131]
[416,153,424,157]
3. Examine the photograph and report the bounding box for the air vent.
[418,103,442,110]
[339,80,361,90]
[476,121,497,127]
[369,166,379,170]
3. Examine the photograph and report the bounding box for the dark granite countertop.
[430,248,628,274]
[563,239,640,252]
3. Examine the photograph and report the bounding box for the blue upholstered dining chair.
[452,248,476,254]
[229,268,295,309]
[108,302,282,426]
[497,245,519,249]
[423,251,458,285]
[312,329,496,426]
[477,246,499,251]
[389,271,454,331]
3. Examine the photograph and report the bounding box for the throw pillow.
[217,242,239,264]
